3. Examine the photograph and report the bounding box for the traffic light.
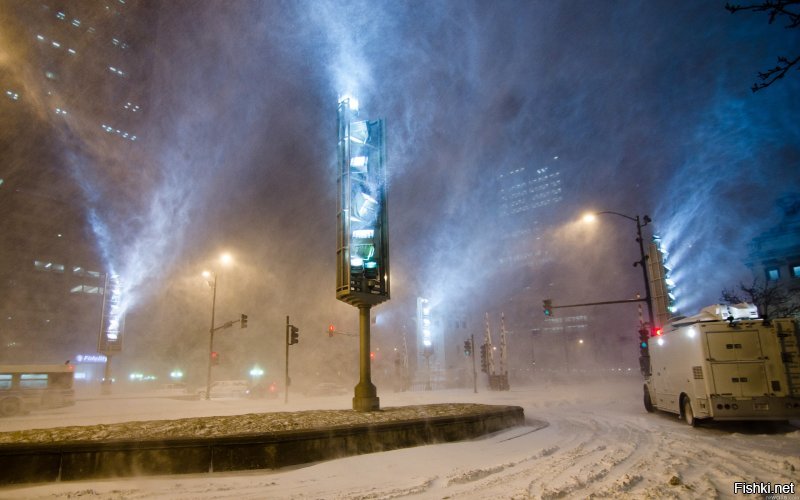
[211,351,219,366]
[639,326,652,377]
[328,324,335,338]
[289,325,299,345]
[480,343,488,373]
[638,327,649,350]
[240,314,248,328]
[464,339,472,356]
[543,299,553,317]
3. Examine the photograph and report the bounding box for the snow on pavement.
[0,373,798,499]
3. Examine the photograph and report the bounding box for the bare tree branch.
[721,278,800,319]
[725,1,800,91]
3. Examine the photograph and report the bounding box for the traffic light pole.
[471,333,477,394]
[353,304,379,411]
[284,315,289,404]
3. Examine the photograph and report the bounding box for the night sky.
[2,1,799,380]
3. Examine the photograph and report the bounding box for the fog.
[0,1,798,391]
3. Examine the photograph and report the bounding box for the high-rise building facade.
[0,1,156,364]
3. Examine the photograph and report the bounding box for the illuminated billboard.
[336,97,390,307]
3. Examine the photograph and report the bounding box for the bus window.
[0,374,11,390]
[50,373,73,389]
[20,374,48,389]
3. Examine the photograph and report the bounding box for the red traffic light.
[653,327,663,336]
[328,324,335,337]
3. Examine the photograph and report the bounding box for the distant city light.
[170,370,183,380]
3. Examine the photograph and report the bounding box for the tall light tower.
[336,96,389,412]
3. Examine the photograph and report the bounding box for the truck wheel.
[643,385,655,413]
[0,397,22,417]
[682,397,697,427]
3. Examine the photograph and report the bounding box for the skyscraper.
[0,0,157,364]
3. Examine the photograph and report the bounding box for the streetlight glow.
[201,270,211,279]
[220,252,233,266]
[582,213,596,223]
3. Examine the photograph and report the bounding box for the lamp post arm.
[595,210,637,223]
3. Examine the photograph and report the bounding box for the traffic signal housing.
[289,325,299,345]
[543,299,553,317]
[638,326,651,377]
[240,314,248,328]
[211,351,219,366]
[464,339,472,356]
[328,324,335,337]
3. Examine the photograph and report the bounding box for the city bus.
[0,363,76,417]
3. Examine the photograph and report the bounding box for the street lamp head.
[220,253,233,266]
[581,213,597,223]
[201,270,211,279]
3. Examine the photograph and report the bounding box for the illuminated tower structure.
[648,235,678,327]
[0,2,156,368]
[336,96,389,411]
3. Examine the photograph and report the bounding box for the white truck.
[643,304,800,425]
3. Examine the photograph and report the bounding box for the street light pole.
[633,215,656,330]
[590,211,655,330]
[204,271,217,401]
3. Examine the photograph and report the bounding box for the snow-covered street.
[1,374,798,499]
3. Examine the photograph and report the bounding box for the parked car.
[196,380,249,399]
[246,381,279,399]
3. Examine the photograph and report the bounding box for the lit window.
[792,265,800,279]
[20,374,48,389]
[34,260,64,273]
[766,267,780,281]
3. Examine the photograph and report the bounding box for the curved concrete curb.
[0,405,524,484]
